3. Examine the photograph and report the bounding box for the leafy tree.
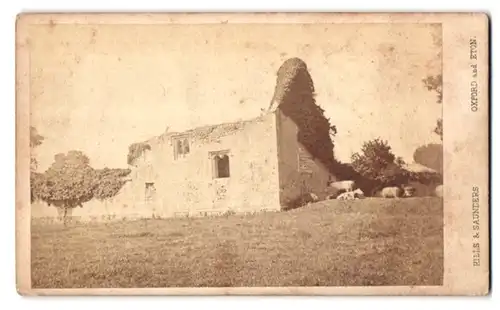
[422,74,442,104]
[30,171,45,203]
[422,74,443,141]
[31,150,132,221]
[351,138,396,180]
[30,126,44,171]
[351,138,409,192]
[36,151,96,209]
[30,127,45,202]
[351,140,443,195]
[416,74,443,175]
[395,156,406,167]
[413,143,443,174]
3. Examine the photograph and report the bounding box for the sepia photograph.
[16,13,489,295]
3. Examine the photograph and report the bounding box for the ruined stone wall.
[32,114,281,221]
[127,112,281,217]
[269,58,337,174]
[275,109,335,207]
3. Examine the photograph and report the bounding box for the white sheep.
[336,188,365,200]
[328,180,355,192]
[435,185,443,197]
[381,186,403,198]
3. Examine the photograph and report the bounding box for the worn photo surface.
[17,13,488,294]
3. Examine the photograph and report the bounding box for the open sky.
[30,23,442,171]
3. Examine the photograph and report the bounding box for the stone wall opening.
[173,136,190,160]
[145,182,156,203]
[210,150,231,179]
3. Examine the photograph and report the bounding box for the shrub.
[93,168,132,201]
[351,138,397,182]
[31,151,132,215]
[35,151,96,208]
[351,138,429,195]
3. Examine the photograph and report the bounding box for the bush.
[35,151,96,208]
[406,170,442,186]
[30,172,46,203]
[350,138,442,195]
[93,168,132,201]
[351,138,397,182]
[31,151,132,213]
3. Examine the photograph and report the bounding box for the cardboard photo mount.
[16,12,490,296]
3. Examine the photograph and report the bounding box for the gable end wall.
[275,109,336,208]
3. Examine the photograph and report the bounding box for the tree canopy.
[422,74,443,141]
[351,138,412,194]
[422,74,442,104]
[351,138,442,195]
[35,151,96,208]
[414,74,443,174]
[31,150,131,209]
[30,126,44,201]
[351,138,398,181]
[413,143,443,174]
[30,126,44,171]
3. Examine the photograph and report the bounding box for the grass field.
[31,197,443,288]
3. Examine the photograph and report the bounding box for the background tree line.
[271,58,442,195]
[330,73,443,195]
[30,128,131,214]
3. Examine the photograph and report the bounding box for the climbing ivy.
[127,142,151,165]
[270,58,337,172]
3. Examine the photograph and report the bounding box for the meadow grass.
[31,197,443,288]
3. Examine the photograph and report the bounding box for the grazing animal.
[336,188,365,200]
[353,188,365,198]
[324,188,347,199]
[328,180,355,192]
[336,191,355,200]
[381,186,403,198]
[324,183,349,200]
[435,184,443,197]
[402,186,416,197]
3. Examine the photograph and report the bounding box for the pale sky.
[30,23,442,171]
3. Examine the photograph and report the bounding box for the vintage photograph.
[16,11,492,295]
[25,19,445,289]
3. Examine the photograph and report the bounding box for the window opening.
[145,182,156,202]
[210,151,230,178]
